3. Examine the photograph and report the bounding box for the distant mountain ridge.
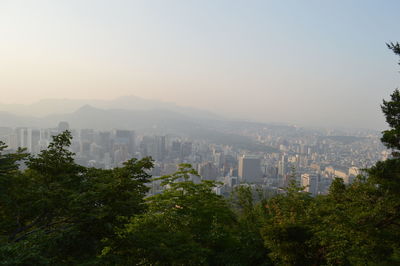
[0,111,40,128]
[43,104,200,131]
[0,95,220,120]
[0,103,278,152]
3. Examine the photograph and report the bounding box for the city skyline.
[0,120,384,196]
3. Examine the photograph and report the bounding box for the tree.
[261,178,319,265]
[0,131,154,265]
[313,43,400,265]
[0,142,29,238]
[230,185,272,265]
[102,164,239,265]
[381,42,400,156]
[387,42,400,65]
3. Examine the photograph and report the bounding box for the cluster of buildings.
[0,122,388,197]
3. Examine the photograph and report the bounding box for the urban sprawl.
[0,122,388,197]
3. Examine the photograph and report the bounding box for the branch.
[12,216,74,242]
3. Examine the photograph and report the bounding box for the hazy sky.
[1,0,399,129]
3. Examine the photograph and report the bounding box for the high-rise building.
[113,144,129,167]
[16,127,28,149]
[80,129,95,143]
[29,129,41,154]
[154,136,166,161]
[6,134,19,150]
[113,130,135,155]
[57,121,70,132]
[14,128,41,153]
[301,173,318,196]
[96,131,112,151]
[180,142,192,158]
[238,155,262,183]
[198,162,218,180]
[278,155,288,176]
[140,135,165,161]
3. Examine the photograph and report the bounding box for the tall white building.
[278,155,288,176]
[301,173,318,196]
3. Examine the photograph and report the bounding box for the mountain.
[43,105,199,132]
[0,105,278,152]
[0,111,41,128]
[0,96,220,120]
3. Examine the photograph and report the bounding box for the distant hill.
[0,105,278,152]
[43,105,198,131]
[0,95,220,120]
[0,111,40,128]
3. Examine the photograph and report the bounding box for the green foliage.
[381,89,400,155]
[261,179,318,265]
[230,185,272,265]
[0,132,153,265]
[102,164,239,265]
[381,42,400,156]
[387,42,400,65]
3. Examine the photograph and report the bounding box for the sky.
[0,0,399,129]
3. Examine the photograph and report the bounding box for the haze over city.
[2,1,400,264]
[1,0,400,129]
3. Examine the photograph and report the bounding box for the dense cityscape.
[0,121,387,197]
